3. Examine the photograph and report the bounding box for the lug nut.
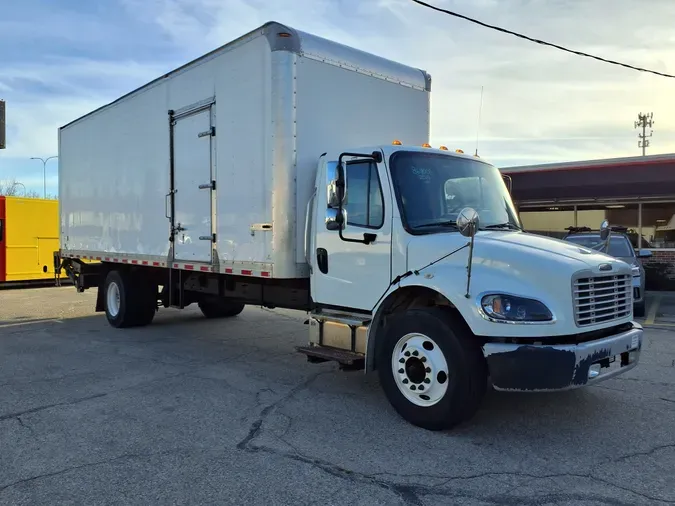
[404,351,410,357]
[412,350,419,356]
[424,378,430,384]
[410,385,417,391]
[421,357,427,362]
[419,385,425,391]
[399,358,405,363]
[398,368,404,374]
[425,367,431,373]
[402,379,409,384]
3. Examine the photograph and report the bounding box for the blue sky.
[1,0,674,196]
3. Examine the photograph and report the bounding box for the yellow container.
[1,196,59,282]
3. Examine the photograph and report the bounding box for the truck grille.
[573,274,632,327]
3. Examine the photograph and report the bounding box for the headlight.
[631,266,640,277]
[480,294,553,322]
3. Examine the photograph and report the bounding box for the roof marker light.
[455,149,464,154]
[392,139,402,145]
[439,146,448,150]
[422,143,431,148]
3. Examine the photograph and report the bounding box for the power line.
[410,0,675,79]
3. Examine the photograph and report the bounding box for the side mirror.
[600,219,610,240]
[457,207,480,238]
[638,249,653,258]
[326,161,346,208]
[326,208,346,231]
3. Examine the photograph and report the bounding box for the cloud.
[1,0,674,197]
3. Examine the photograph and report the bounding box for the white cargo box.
[58,22,430,278]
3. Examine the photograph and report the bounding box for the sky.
[1,0,674,196]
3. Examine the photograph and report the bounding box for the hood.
[406,230,632,278]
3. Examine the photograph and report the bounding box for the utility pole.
[634,112,654,156]
[30,156,58,198]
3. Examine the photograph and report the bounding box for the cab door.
[310,153,392,313]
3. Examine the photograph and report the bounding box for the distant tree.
[0,178,52,199]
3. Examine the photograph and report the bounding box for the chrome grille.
[573,274,632,326]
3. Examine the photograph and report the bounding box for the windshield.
[565,235,635,257]
[389,151,521,232]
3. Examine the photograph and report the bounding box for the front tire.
[377,307,487,431]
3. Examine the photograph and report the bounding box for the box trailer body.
[58,23,430,279]
[0,196,59,284]
[56,22,644,431]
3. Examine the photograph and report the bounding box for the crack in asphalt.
[0,450,186,494]
[0,369,195,422]
[612,443,675,463]
[235,377,675,506]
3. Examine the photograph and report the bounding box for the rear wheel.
[377,307,487,431]
[198,298,245,319]
[103,270,157,328]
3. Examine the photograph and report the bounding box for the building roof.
[501,152,675,174]
[499,153,675,203]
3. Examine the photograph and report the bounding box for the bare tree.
[0,178,44,198]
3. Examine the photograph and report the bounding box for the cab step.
[296,346,365,370]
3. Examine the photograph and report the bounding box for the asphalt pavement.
[1,287,674,506]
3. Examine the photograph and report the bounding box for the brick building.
[500,153,675,290]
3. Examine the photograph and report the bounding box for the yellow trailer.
[0,196,59,283]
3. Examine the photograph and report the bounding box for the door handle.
[316,248,328,274]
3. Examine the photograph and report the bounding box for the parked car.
[563,226,652,317]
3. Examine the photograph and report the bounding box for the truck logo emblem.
[599,263,612,271]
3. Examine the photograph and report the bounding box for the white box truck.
[55,22,643,430]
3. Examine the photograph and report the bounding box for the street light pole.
[30,156,58,198]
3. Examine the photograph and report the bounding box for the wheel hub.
[392,333,449,407]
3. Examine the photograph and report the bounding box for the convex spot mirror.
[457,207,480,238]
[326,208,346,231]
[600,219,610,241]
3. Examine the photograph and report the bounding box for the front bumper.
[483,322,643,392]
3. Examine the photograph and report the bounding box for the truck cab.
[304,142,643,430]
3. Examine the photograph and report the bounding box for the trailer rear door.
[170,103,216,264]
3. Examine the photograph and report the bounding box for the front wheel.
[377,307,487,431]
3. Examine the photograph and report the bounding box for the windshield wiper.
[482,223,521,231]
[414,220,459,229]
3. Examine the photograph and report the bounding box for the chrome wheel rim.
[391,333,449,407]
[106,281,121,318]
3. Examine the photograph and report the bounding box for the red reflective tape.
[173,263,179,268]
[153,262,160,266]
[184,264,194,270]
[241,269,252,276]
[142,261,148,265]
[96,257,102,261]
[200,266,210,272]
[225,268,233,274]
[131,260,138,264]
[261,271,270,277]
[113,258,119,262]
[105,257,111,261]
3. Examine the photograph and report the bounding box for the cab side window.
[345,161,384,229]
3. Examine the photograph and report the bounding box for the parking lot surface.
[1,287,674,506]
